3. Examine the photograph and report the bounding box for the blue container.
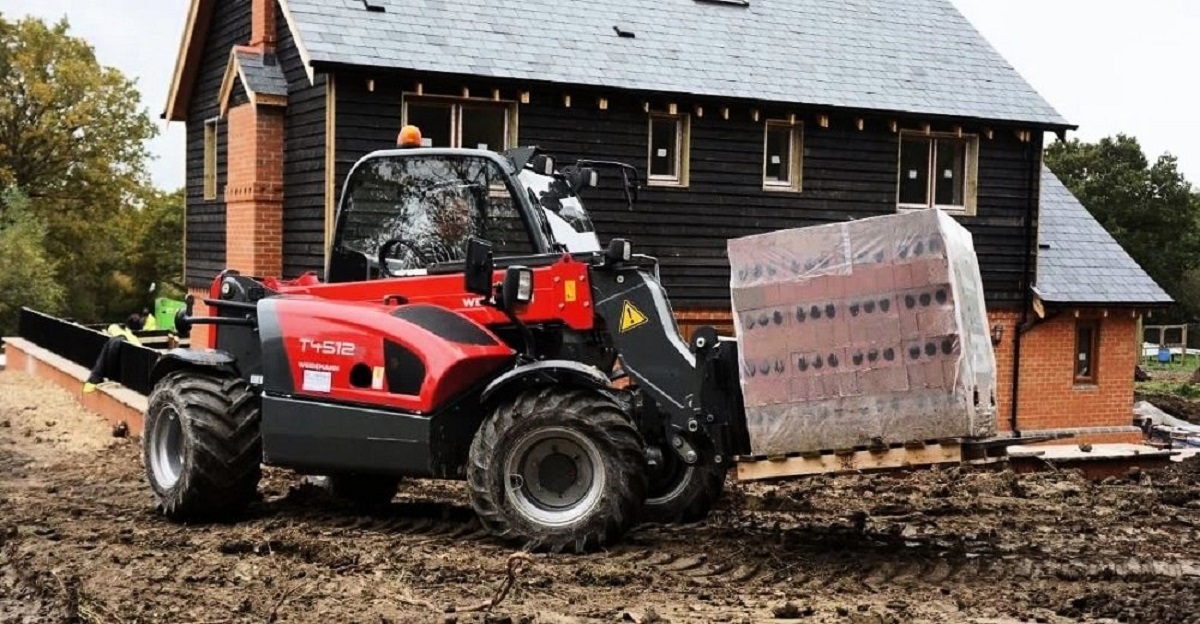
[1159,346,1172,363]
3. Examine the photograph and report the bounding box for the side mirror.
[500,266,534,311]
[563,166,599,193]
[606,238,631,264]
[530,154,556,176]
[464,238,495,297]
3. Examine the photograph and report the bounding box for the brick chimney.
[224,0,285,279]
[250,0,276,50]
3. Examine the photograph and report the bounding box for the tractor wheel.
[468,387,647,553]
[642,447,727,524]
[143,370,262,520]
[328,474,400,509]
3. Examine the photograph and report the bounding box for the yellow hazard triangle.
[619,300,649,332]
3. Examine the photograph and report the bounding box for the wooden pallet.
[734,440,967,482]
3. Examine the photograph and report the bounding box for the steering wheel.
[378,238,432,277]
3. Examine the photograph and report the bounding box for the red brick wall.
[186,287,213,349]
[989,309,1141,442]
[225,103,284,278]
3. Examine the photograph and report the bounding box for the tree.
[0,14,158,323]
[0,187,65,334]
[1045,135,1200,318]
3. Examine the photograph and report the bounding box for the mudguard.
[149,348,240,387]
[481,359,612,408]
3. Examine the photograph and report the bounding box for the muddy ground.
[4,370,1200,623]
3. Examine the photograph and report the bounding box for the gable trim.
[164,0,214,122]
[277,0,316,85]
[218,48,289,115]
[165,0,313,122]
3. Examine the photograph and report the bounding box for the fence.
[17,308,163,395]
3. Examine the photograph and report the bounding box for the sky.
[2,0,1198,190]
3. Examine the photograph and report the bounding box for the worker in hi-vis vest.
[83,313,145,393]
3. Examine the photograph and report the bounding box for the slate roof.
[234,49,288,97]
[1035,167,1172,305]
[282,0,1069,127]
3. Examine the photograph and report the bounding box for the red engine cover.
[269,297,515,414]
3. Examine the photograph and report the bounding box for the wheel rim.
[150,405,185,489]
[646,446,694,505]
[505,427,604,527]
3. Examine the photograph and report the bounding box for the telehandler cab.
[144,128,749,552]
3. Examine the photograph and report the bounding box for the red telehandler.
[144,131,748,552]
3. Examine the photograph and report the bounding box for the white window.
[203,118,219,200]
[897,133,978,214]
[648,113,690,187]
[763,120,802,191]
[402,97,516,151]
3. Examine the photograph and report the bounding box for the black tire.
[643,449,727,524]
[467,387,647,553]
[328,474,400,509]
[142,370,261,520]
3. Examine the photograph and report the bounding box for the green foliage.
[0,187,65,334]
[0,14,171,326]
[1136,379,1200,400]
[1045,135,1200,319]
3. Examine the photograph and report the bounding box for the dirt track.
[4,370,1200,624]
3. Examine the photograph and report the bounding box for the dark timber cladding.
[329,71,1041,308]
[184,0,250,287]
[277,4,328,278]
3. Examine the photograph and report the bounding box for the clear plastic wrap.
[728,210,997,456]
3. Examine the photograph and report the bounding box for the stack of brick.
[728,210,996,456]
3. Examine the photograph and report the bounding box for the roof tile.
[1035,167,1172,305]
[282,0,1067,126]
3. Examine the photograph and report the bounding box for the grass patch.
[1141,358,1200,372]
[1137,379,1200,399]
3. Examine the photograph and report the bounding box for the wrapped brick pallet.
[728,210,997,457]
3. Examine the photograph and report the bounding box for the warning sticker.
[618,300,649,333]
[372,366,385,390]
[564,280,577,302]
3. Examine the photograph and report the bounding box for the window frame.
[203,118,219,201]
[896,131,979,215]
[400,94,518,151]
[762,119,803,192]
[646,112,690,188]
[1074,320,1100,385]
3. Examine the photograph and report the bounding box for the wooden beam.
[519,91,529,104]
[818,114,830,128]
[695,105,703,118]
[752,109,760,122]
[856,118,864,131]
[890,120,898,133]
[955,125,963,138]
[563,94,571,108]
[461,87,470,99]
[788,113,797,125]
[735,442,964,482]
[668,102,677,115]
[415,82,424,96]
[492,88,501,101]
[984,127,994,140]
[643,101,650,113]
[923,123,932,135]
[598,97,608,110]
[367,79,375,93]
[722,107,730,120]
